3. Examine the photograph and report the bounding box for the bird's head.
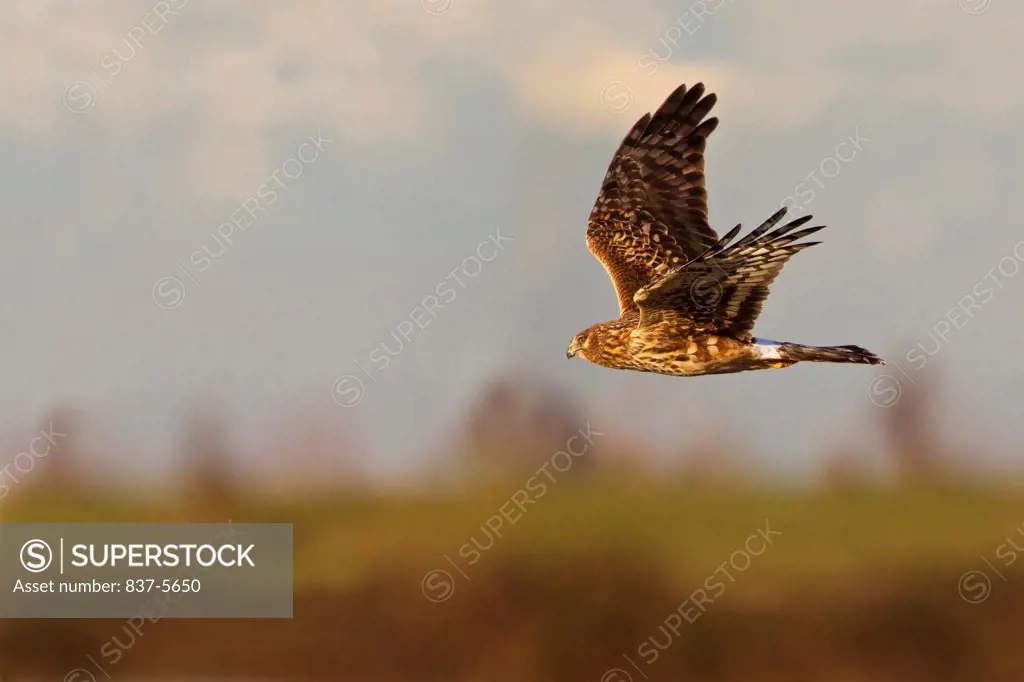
[567,328,596,360]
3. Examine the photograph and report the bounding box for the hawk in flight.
[567,82,884,376]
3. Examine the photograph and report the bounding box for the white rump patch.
[752,338,783,360]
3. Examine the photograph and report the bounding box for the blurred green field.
[5,481,1021,592]
[5,481,1024,680]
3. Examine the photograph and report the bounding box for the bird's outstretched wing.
[633,208,825,339]
[587,82,720,315]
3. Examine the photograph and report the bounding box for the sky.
[1,0,1022,480]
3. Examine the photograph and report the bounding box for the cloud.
[8,0,1020,205]
[724,2,1024,129]
[0,1,441,198]
[511,52,743,134]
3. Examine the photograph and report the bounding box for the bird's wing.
[587,82,721,315]
[633,208,825,338]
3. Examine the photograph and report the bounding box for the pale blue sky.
[1,0,1021,480]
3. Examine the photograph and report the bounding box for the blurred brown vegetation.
[1,370,1022,681]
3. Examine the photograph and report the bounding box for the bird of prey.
[567,82,884,376]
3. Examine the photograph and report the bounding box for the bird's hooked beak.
[566,338,581,359]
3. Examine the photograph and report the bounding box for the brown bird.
[567,82,884,376]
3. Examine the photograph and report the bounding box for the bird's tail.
[778,342,885,366]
